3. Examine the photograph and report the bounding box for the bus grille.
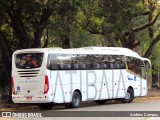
[17,70,39,77]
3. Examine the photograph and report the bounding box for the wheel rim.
[125,92,130,99]
[73,94,79,105]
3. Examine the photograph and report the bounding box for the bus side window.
[119,63,125,69]
[78,64,85,70]
[60,64,71,70]
[105,63,110,69]
[115,63,120,69]
[92,63,100,69]
[110,55,125,69]
[109,63,114,69]
[50,64,59,70]
[48,54,59,70]
[126,56,144,77]
[90,55,104,70]
[73,64,78,70]
[109,63,119,69]
[99,63,107,69]
[73,54,89,70]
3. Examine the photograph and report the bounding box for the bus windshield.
[15,53,43,69]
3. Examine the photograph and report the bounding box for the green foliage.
[1,0,160,89]
[1,24,17,50]
[71,29,101,47]
[100,0,144,34]
[150,44,160,75]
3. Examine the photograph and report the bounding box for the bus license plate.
[26,97,32,100]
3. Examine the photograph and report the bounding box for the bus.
[12,47,151,109]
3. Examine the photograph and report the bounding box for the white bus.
[12,47,151,109]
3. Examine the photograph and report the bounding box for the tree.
[0,0,56,100]
[1,0,160,97]
[78,0,160,86]
[80,0,160,58]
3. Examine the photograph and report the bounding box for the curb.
[135,96,160,100]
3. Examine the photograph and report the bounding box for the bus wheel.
[38,103,53,110]
[95,100,107,104]
[70,91,81,108]
[121,88,134,103]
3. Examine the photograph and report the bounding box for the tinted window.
[15,53,43,69]
[47,54,126,70]
[74,54,91,69]
[126,57,144,76]
[107,55,126,69]
[90,55,125,69]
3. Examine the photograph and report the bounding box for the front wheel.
[121,89,134,103]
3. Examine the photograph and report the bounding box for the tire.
[70,91,81,108]
[121,88,134,103]
[38,103,53,110]
[95,100,107,104]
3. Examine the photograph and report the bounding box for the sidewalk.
[135,87,160,100]
[147,87,160,97]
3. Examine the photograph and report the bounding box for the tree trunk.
[152,73,157,87]
[31,8,53,48]
[11,18,30,49]
[61,35,71,49]
[148,2,153,38]
[0,34,12,102]
[3,59,12,102]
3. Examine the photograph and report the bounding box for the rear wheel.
[38,103,53,110]
[70,91,81,108]
[121,88,134,103]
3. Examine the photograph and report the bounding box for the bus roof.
[70,46,141,58]
[13,46,142,59]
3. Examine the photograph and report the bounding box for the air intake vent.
[17,70,39,77]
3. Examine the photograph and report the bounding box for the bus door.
[142,59,152,89]
[126,57,146,96]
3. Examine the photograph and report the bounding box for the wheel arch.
[128,86,134,91]
[128,86,134,95]
[73,89,82,100]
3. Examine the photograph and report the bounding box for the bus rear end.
[12,50,52,103]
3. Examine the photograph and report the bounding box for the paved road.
[51,98,160,120]
[1,98,160,120]
[36,98,160,120]
[56,98,160,111]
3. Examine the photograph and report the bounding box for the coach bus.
[12,47,151,109]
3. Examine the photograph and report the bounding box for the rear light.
[44,75,49,94]
[11,77,16,95]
